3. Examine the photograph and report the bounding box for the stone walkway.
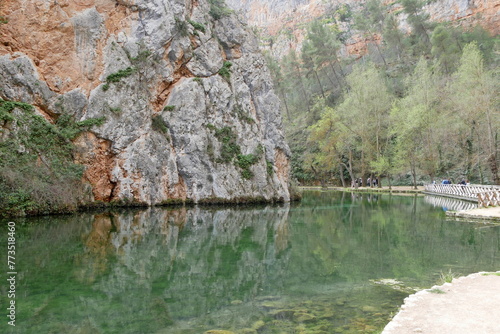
[382,272,500,334]
[446,206,500,223]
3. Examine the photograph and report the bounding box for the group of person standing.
[351,177,378,188]
[436,179,470,185]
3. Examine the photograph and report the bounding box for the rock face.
[225,0,499,58]
[0,0,291,204]
[227,0,499,34]
[425,0,499,34]
[226,0,327,35]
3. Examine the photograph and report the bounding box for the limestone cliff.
[0,0,291,206]
[227,0,499,34]
[225,0,499,57]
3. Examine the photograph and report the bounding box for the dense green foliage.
[208,125,241,163]
[266,0,499,186]
[218,60,232,80]
[175,17,189,37]
[206,124,261,179]
[0,99,105,216]
[188,19,206,33]
[151,115,169,134]
[102,66,135,91]
[236,153,258,179]
[208,0,232,20]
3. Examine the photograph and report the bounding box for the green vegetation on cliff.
[0,99,105,217]
[208,0,233,20]
[206,124,261,179]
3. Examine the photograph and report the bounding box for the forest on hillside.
[264,0,499,188]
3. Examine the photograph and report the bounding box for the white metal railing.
[477,191,500,208]
[424,184,500,207]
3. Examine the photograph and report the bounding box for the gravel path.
[382,272,500,334]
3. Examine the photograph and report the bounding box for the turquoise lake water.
[1,190,499,333]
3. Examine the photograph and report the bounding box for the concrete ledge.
[383,272,500,334]
[446,206,500,223]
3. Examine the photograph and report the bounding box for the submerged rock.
[270,309,295,320]
[294,312,317,323]
[361,305,378,313]
[239,329,257,334]
[370,278,420,294]
[251,320,266,330]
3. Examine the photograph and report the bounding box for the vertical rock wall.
[0,0,291,204]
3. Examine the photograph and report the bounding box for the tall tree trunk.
[294,65,312,114]
[339,163,346,188]
[465,137,473,182]
[341,162,355,188]
[488,153,499,185]
[311,165,326,188]
[329,63,342,88]
[478,164,485,184]
[361,151,366,187]
[411,161,417,190]
[279,88,292,122]
[374,41,387,67]
[368,30,387,67]
[312,70,326,100]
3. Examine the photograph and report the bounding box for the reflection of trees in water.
[287,191,499,289]
[424,195,477,211]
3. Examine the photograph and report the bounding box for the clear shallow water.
[1,190,499,333]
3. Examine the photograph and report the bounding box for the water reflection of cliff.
[76,205,291,328]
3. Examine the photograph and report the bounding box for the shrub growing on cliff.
[208,0,232,20]
[233,105,255,124]
[56,114,106,140]
[214,126,241,162]
[175,18,189,37]
[0,99,103,217]
[106,67,135,83]
[102,67,135,91]
[207,125,240,162]
[188,20,206,33]
[236,154,258,179]
[219,61,232,80]
[206,124,261,179]
[267,161,274,176]
[152,115,169,134]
